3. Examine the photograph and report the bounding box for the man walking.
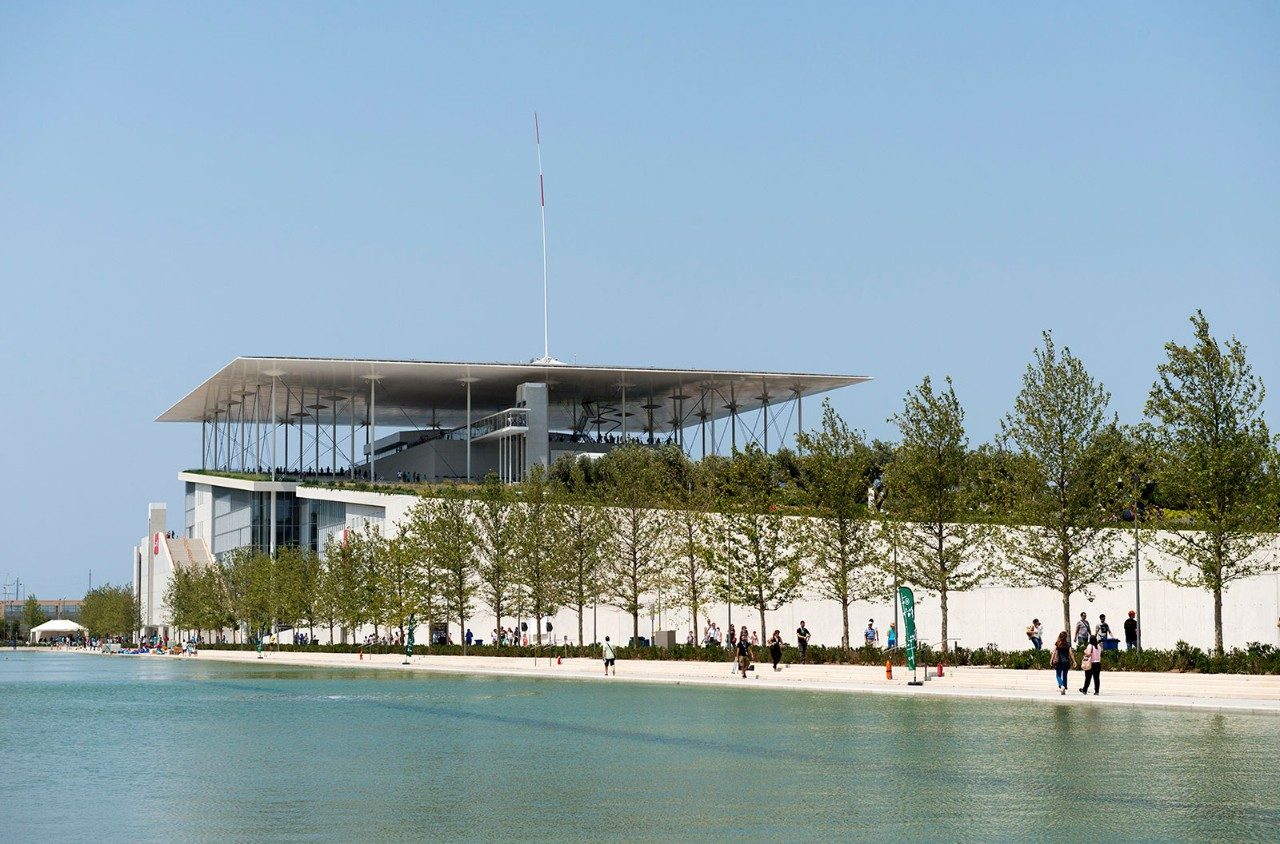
[796,621,811,664]
[1074,612,1091,646]
[1124,611,1139,650]
[864,619,879,648]
[602,636,616,676]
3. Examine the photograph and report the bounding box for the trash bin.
[1102,638,1120,652]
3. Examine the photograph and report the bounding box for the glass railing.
[444,408,529,441]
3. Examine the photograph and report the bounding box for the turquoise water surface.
[1,650,1276,842]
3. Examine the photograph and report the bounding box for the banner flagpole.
[900,586,922,686]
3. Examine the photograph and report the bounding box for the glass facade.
[181,482,371,559]
[184,481,313,559]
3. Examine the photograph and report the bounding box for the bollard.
[937,662,943,677]
[359,647,363,661]
[557,655,562,665]
[885,659,892,680]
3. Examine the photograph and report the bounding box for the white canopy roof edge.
[29,619,88,642]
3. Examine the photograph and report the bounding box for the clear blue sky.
[2,3,1277,598]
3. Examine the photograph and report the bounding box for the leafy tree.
[511,466,568,646]
[474,474,517,637]
[598,445,669,647]
[164,567,218,639]
[348,523,387,640]
[1145,311,1280,653]
[275,545,321,640]
[796,400,886,649]
[81,586,140,640]
[992,332,1132,637]
[554,462,608,645]
[661,461,718,643]
[885,376,988,652]
[711,444,804,643]
[21,595,46,633]
[378,530,434,644]
[424,485,479,649]
[320,531,368,644]
[395,498,448,645]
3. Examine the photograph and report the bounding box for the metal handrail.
[443,408,529,441]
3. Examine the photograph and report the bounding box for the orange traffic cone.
[937,661,943,677]
[885,659,892,680]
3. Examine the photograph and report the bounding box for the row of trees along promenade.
[168,312,1279,655]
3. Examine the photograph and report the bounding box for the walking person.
[1074,612,1091,646]
[864,619,879,648]
[1051,631,1077,695]
[1124,611,1139,651]
[795,621,811,663]
[736,625,753,679]
[602,636,617,676]
[886,623,898,650]
[1080,635,1102,695]
[1027,619,1043,651]
[768,629,783,671]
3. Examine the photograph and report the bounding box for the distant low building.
[2,598,84,637]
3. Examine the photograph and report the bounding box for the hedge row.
[198,640,1280,674]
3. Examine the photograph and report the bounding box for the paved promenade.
[114,648,1280,715]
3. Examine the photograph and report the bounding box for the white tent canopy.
[29,619,88,642]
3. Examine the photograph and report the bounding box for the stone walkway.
[129,648,1280,715]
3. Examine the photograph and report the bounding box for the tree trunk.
[1213,585,1224,656]
[1062,589,1071,647]
[758,605,766,646]
[577,602,584,646]
[940,587,949,654]
[535,612,543,646]
[841,601,850,651]
[632,609,640,649]
[692,606,699,645]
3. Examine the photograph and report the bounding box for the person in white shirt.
[602,636,617,676]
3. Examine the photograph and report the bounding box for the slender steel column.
[762,382,770,454]
[314,388,320,474]
[201,419,207,470]
[254,386,262,473]
[369,377,377,481]
[270,377,278,482]
[461,376,477,482]
[730,385,737,452]
[283,389,290,474]
[794,387,803,452]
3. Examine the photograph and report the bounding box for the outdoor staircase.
[165,535,215,571]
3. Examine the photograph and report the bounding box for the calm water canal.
[1,650,1276,842]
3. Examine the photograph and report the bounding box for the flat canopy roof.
[158,357,870,433]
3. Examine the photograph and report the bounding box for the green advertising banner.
[898,586,917,672]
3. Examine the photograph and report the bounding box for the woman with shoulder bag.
[1080,635,1102,696]
[1051,631,1076,695]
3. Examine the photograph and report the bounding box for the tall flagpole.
[535,112,549,361]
